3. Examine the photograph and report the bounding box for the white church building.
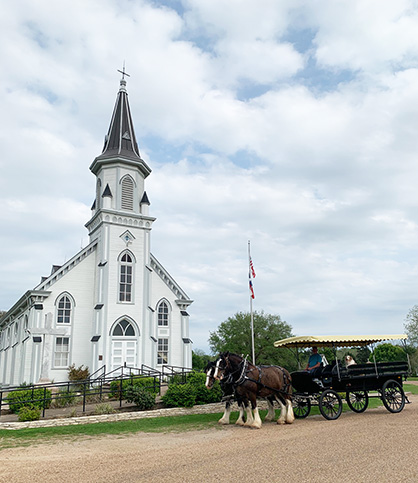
[0,77,193,387]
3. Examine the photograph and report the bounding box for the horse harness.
[225,357,291,397]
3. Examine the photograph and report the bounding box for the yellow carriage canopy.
[273,334,408,349]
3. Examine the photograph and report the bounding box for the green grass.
[0,395,397,451]
[0,412,228,450]
[403,383,418,394]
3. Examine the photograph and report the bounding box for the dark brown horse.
[214,352,294,428]
[204,361,276,425]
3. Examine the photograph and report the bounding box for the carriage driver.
[305,346,322,377]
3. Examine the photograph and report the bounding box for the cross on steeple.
[118,62,130,80]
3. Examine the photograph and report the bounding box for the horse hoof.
[218,420,229,425]
[277,420,285,425]
[235,420,245,426]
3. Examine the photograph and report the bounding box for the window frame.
[157,338,169,365]
[54,336,70,368]
[118,251,135,303]
[157,300,170,327]
[112,319,136,337]
[56,294,73,325]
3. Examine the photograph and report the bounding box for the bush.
[162,383,196,408]
[68,364,90,381]
[93,403,116,415]
[18,406,41,422]
[187,372,223,405]
[6,388,52,413]
[50,389,80,408]
[109,376,159,399]
[125,385,156,410]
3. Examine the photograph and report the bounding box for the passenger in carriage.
[305,346,323,377]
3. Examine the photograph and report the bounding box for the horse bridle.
[219,354,249,386]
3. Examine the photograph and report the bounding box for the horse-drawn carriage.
[273,334,410,420]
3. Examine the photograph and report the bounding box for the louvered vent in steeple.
[121,176,134,210]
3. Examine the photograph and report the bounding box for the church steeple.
[101,78,141,160]
[90,77,151,179]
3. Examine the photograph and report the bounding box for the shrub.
[6,388,52,413]
[93,403,116,415]
[50,389,80,408]
[162,383,196,408]
[84,389,103,404]
[18,406,41,422]
[109,376,159,399]
[186,372,223,405]
[68,364,90,390]
[125,385,156,410]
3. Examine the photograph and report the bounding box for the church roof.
[90,78,151,178]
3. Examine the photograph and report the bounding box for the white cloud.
[1,0,418,354]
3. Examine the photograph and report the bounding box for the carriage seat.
[291,370,322,393]
[321,364,334,386]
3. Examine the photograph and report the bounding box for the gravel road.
[1,394,417,483]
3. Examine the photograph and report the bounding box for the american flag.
[249,257,256,279]
[249,276,255,299]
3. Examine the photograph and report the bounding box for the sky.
[1,0,418,354]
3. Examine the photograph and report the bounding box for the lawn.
[0,398,390,451]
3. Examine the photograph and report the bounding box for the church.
[0,76,193,387]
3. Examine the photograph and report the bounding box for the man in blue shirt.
[305,346,322,377]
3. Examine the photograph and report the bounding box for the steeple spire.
[100,76,141,160]
[90,73,151,179]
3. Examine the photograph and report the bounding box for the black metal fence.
[0,364,193,419]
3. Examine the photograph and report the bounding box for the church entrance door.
[110,319,138,374]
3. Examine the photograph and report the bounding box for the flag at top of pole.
[248,240,256,364]
[248,242,256,298]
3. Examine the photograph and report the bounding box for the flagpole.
[248,240,255,365]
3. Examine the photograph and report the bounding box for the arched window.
[57,294,72,324]
[121,175,134,210]
[112,319,136,337]
[157,300,170,326]
[119,252,134,302]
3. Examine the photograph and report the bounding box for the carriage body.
[274,334,410,420]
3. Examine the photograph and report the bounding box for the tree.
[208,311,295,369]
[370,343,407,363]
[355,346,371,364]
[404,305,418,346]
[192,349,212,371]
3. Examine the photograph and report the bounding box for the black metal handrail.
[0,363,195,420]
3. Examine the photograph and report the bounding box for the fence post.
[119,375,123,407]
[42,386,47,418]
[82,381,87,413]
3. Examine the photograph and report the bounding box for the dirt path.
[1,395,417,483]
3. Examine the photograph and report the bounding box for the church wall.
[150,272,188,368]
[34,251,97,384]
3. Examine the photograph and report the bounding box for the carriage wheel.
[319,389,343,420]
[381,379,405,413]
[292,396,311,419]
[346,391,369,413]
